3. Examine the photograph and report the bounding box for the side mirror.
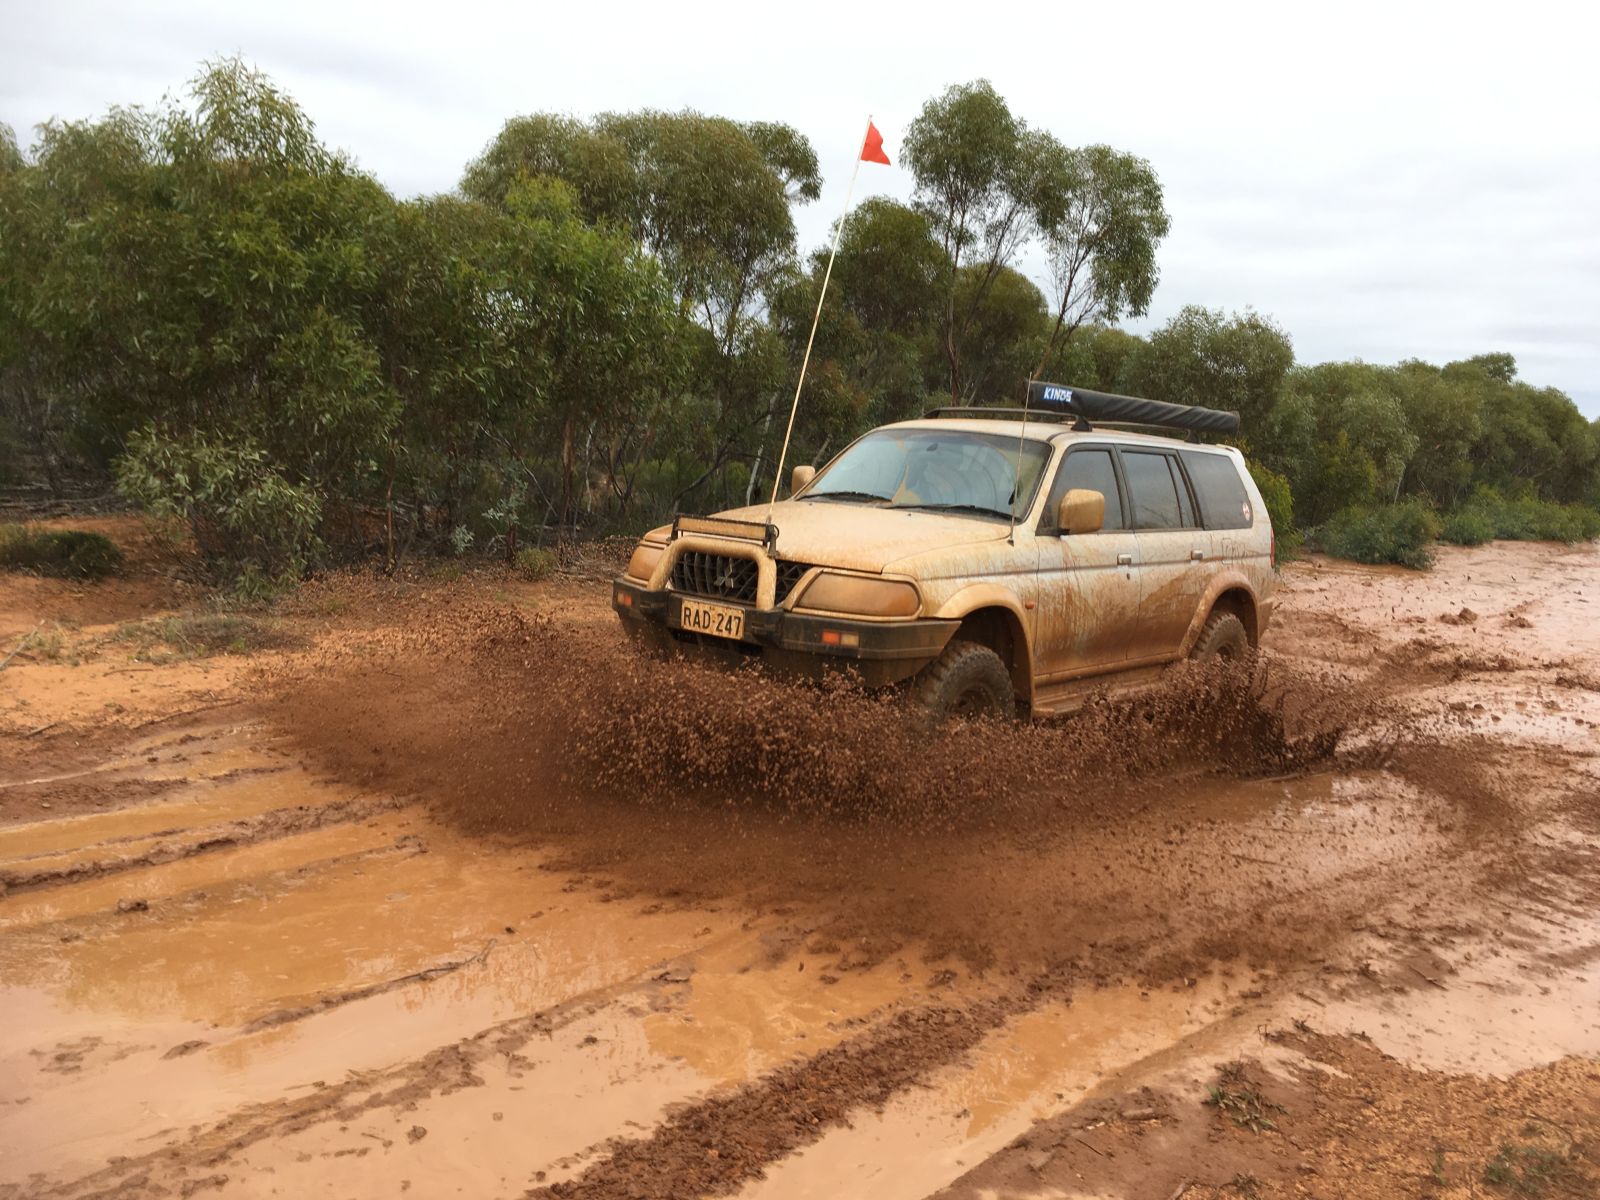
[790,465,816,496]
[1057,488,1105,535]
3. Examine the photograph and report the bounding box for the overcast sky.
[5,0,1597,416]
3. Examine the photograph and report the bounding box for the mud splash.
[266,596,1363,821]
[255,594,1501,979]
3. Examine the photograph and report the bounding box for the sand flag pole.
[768,118,893,517]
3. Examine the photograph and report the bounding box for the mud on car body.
[613,385,1277,719]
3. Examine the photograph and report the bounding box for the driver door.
[1032,445,1141,681]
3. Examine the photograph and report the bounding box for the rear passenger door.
[1118,447,1211,662]
[1033,445,1140,679]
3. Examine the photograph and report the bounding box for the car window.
[804,428,1052,520]
[1180,450,1253,529]
[1041,447,1124,533]
[1120,450,1185,530]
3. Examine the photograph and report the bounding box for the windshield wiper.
[802,490,891,504]
[892,502,1013,520]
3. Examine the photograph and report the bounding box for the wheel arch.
[1179,575,1261,655]
[928,588,1034,703]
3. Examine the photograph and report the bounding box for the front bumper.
[611,578,958,683]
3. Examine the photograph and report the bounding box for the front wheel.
[908,639,1016,722]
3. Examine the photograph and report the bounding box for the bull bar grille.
[669,552,816,606]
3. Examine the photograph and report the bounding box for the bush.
[0,525,123,578]
[1247,460,1301,562]
[115,428,322,584]
[514,546,558,581]
[1318,500,1441,569]
[1441,486,1600,545]
[1439,506,1496,547]
[118,613,292,658]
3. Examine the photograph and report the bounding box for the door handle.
[1189,549,1206,561]
[1117,553,1133,566]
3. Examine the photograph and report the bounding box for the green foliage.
[1204,1064,1286,1133]
[5,62,1598,581]
[0,122,21,175]
[120,612,291,659]
[1035,143,1170,378]
[1129,305,1295,434]
[1481,1142,1571,1194]
[1439,506,1497,547]
[1318,500,1441,569]
[1442,486,1600,545]
[902,80,1169,400]
[0,525,123,578]
[1246,461,1300,560]
[115,427,323,582]
[514,546,558,581]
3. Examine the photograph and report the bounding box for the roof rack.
[923,383,1241,438]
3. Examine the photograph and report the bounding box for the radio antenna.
[768,117,889,523]
[1009,377,1032,546]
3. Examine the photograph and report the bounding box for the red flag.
[860,121,890,165]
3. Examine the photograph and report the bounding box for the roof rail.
[923,405,1083,427]
[923,384,1241,438]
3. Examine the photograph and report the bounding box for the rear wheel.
[909,639,1016,721]
[1190,610,1251,661]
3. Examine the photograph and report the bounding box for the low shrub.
[115,428,322,584]
[1439,506,1496,547]
[514,546,558,581]
[1247,460,1302,563]
[1318,500,1441,569]
[0,525,124,579]
[1441,487,1600,545]
[117,612,293,658]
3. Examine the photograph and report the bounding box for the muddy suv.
[612,384,1276,718]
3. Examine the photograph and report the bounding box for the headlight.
[795,572,920,617]
[626,541,665,582]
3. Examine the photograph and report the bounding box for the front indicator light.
[820,629,861,647]
[797,573,920,618]
[626,542,664,582]
[616,590,634,607]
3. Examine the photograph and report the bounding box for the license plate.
[677,598,746,641]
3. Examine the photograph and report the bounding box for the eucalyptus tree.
[901,80,1032,399]
[0,123,21,174]
[1129,305,1295,436]
[1033,144,1169,379]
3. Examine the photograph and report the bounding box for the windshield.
[801,428,1052,521]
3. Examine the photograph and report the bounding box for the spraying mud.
[2,529,1598,1198]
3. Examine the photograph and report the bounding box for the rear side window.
[1120,450,1187,530]
[1181,451,1253,529]
[1041,448,1124,532]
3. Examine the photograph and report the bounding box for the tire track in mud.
[18,955,1032,1200]
[0,793,410,896]
[530,983,1057,1200]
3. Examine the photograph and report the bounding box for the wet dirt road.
[2,531,1598,1198]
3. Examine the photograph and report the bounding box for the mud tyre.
[909,639,1016,722]
[1189,610,1251,661]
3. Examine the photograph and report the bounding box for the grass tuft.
[0,525,123,579]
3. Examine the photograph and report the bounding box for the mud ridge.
[30,976,658,1200]
[239,938,498,1034]
[532,981,1060,1200]
[0,794,408,895]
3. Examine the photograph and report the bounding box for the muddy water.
[1,744,965,1191]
